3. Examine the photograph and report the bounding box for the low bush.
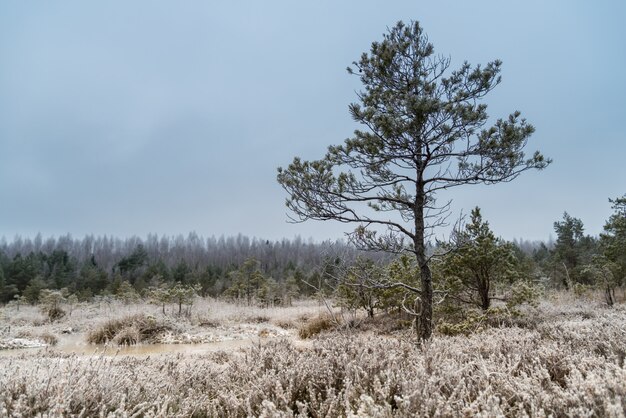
[45,306,66,322]
[87,314,172,345]
[196,316,221,328]
[113,326,141,345]
[273,319,296,329]
[2,311,626,417]
[298,314,336,339]
[349,312,413,335]
[38,333,58,346]
[247,315,270,324]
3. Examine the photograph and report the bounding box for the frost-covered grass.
[1,297,625,417]
[0,298,328,348]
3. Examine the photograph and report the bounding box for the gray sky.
[1,1,625,243]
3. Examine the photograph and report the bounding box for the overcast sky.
[1,1,625,243]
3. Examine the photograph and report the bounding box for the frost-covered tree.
[224,258,267,306]
[277,21,550,339]
[38,288,67,322]
[168,282,200,316]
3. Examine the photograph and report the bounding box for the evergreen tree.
[22,277,47,304]
[46,250,75,289]
[601,195,626,278]
[168,282,200,315]
[0,263,5,302]
[595,194,626,304]
[277,21,550,339]
[552,213,597,288]
[142,260,171,284]
[7,253,40,293]
[337,257,386,317]
[172,259,192,284]
[78,262,109,297]
[197,265,221,297]
[580,256,619,306]
[117,244,148,283]
[439,208,525,311]
[38,289,67,321]
[224,258,267,305]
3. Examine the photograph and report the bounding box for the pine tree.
[278,21,550,339]
[439,207,521,311]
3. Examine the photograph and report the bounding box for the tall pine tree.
[278,21,550,339]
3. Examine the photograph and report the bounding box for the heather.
[1,298,625,417]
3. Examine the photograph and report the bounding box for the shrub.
[46,306,66,322]
[437,307,518,336]
[273,319,296,329]
[38,333,58,346]
[113,326,141,346]
[87,314,172,345]
[1,303,626,416]
[246,315,270,324]
[38,289,67,322]
[298,315,336,339]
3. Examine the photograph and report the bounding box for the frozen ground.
[1,294,625,416]
[0,298,328,356]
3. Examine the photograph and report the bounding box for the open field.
[1,295,625,417]
[0,298,329,352]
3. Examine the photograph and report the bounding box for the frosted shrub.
[1,302,625,417]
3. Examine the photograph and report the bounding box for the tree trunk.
[562,262,572,290]
[480,290,490,311]
[415,182,433,340]
[417,262,433,340]
[605,285,615,307]
[479,277,490,311]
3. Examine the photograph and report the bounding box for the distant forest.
[0,200,623,308]
[0,233,373,303]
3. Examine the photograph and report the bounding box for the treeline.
[337,197,626,327]
[1,195,624,313]
[0,234,375,304]
[532,203,625,302]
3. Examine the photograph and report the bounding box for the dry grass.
[298,314,337,339]
[273,319,297,329]
[1,296,625,416]
[0,298,322,347]
[37,332,58,346]
[197,298,331,324]
[86,314,173,345]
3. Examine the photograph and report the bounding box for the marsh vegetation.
[1,17,625,417]
[1,293,625,417]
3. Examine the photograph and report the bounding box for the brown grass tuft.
[273,319,296,329]
[298,315,336,339]
[38,333,58,346]
[248,315,270,324]
[87,314,172,345]
[46,306,66,322]
[113,326,141,346]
